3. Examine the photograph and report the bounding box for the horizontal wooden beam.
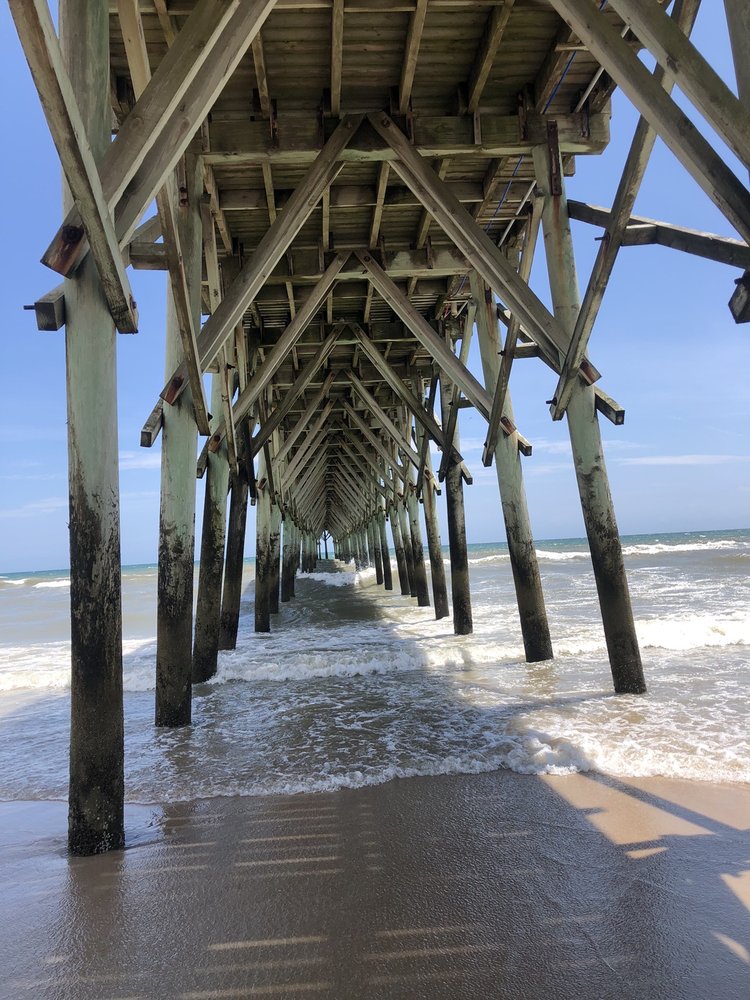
[548,0,750,245]
[26,284,66,331]
[568,200,750,269]
[9,0,138,332]
[202,111,610,165]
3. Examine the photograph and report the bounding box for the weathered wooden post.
[389,505,410,595]
[471,273,553,662]
[377,506,393,590]
[532,140,645,694]
[280,516,295,602]
[269,501,281,613]
[219,469,249,650]
[255,451,272,632]
[415,426,450,620]
[370,518,384,584]
[440,377,473,635]
[155,153,202,724]
[62,0,124,854]
[405,461,431,607]
[192,377,230,682]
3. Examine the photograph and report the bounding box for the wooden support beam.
[548,0,701,422]
[369,163,390,249]
[567,201,750,269]
[9,0,138,332]
[204,271,349,452]
[161,119,361,405]
[356,251,492,418]
[251,31,271,117]
[349,323,465,468]
[283,405,334,483]
[250,336,341,457]
[483,199,542,464]
[341,399,404,476]
[46,0,279,274]
[609,0,750,171]
[273,372,336,464]
[27,284,66,331]
[367,112,575,368]
[347,372,424,472]
[141,398,164,447]
[548,0,750,245]
[202,200,238,463]
[398,0,428,114]
[415,375,438,495]
[203,110,610,165]
[59,0,124,856]
[466,0,515,113]
[331,0,344,115]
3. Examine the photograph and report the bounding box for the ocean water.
[0,529,748,802]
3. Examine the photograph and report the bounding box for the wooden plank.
[368,163,389,248]
[367,113,572,369]
[548,0,750,245]
[347,371,425,472]
[274,374,336,464]
[357,251,492,418]
[161,119,362,405]
[204,277,349,450]
[398,0,428,114]
[9,0,138,332]
[482,198,542,464]
[251,337,341,457]
[466,0,516,113]
[28,284,66,331]
[202,111,610,164]
[45,0,279,274]
[609,0,750,171]
[331,0,344,115]
[140,398,164,447]
[567,201,750,268]
[350,324,463,465]
[546,0,701,421]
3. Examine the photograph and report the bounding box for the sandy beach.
[2,770,749,999]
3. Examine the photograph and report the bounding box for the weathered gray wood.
[9,0,138,333]
[330,0,344,115]
[356,254,493,417]
[533,142,645,695]
[219,470,249,649]
[281,517,296,602]
[60,0,124,855]
[548,0,750,245]
[370,519,384,585]
[439,367,472,636]
[46,0,279,272]
[398,0,427,113]
[269,500,282,613]
[567,201,750,268]
[255,451,272,632]
[155,153,203,726]
[192,375,230,683]
[202,111,610,165]
[483,199,542,464]
[466,0,516,112]
[609,0,750,171]
[415,423,450,620]
[367,114,575,367]
[472,271,553,662]
[31,284,66,331]
[389,506,410,596]
[377,508,393,591]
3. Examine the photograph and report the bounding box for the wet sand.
[2,771,749,999]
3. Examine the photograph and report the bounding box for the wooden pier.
[9,0,750,853]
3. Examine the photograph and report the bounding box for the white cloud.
[0,497,67,519]
[119,450,161,471]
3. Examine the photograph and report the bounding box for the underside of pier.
[9,0,750,853]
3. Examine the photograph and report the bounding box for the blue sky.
[0,5,748,573]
